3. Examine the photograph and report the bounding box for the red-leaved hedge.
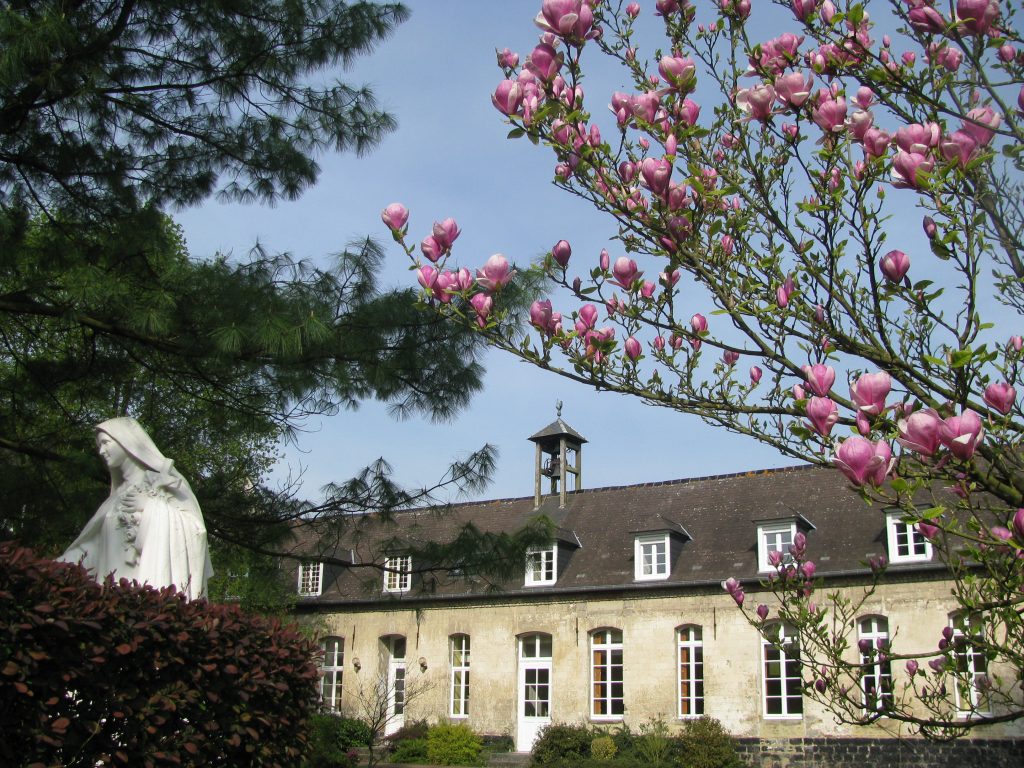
[0,542,320,767]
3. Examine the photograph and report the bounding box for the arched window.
[449,634,471,718]
[761,622,802,719]
[590,628,624,719]
[320,636,344,712]
[677,625,704,717]
[858,616,892,713]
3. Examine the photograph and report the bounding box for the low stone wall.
[735,737,1024,768]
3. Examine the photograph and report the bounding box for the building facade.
[292,418,1024,765]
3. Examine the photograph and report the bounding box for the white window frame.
[298,562,323,597]
[634,533,670,581]
[383,555,412,593]
[761,622,803,719]
[858,616,892,714]
[525,546,557,586]
[758,522,797,573]
[677,625,704,718]
[449,634,471,718]
[949,614,990,717]
[885,513,933,563]
[320,636,344,712]
[590,628,624,721]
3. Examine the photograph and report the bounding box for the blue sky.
[175,1,813,503]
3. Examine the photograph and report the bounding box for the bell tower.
[529,401,586,508]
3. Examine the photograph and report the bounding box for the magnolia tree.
[384,0,1023,738]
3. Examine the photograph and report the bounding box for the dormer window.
[635,533,670,580]
[383,555,412,593]
[886,513,933,563]
[758,522,796,573]
[298,562,323,597]
[525,546,557,586]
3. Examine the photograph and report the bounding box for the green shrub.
[0,544,319,768]
[676,717,743,768]
[426,722,484,766]
[305,714,368,768]
[530,723,592,765]
[481,733,515,754]
[606,723,636,758]
[634,718,672,767]
[590,735,617,761]
[390,737,429,764]
[388,719,431,749]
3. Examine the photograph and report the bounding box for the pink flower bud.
[416,265,438,291]
[611,256,643,290]
[806,396,839,436]
[496,48,519,68]
[599,248,610,271]
[750,366,763,384]
[1012,335,1024,352]
[420,235,443,263]
[475,254,516,292]
[577,303,598,330]
[432,218,461,249]
[690,314,708,334]
[626,2,641,18]
[916,521,939,540]
[939,409,984,460]
[850,372,891,416]
[381,203,409,231]
[793,384,806,400]
[624,336,642,361]
[723,350,740,366]
[999,45,1016,63]
[897,408,943,455]
[879,250,910,284]
[653,335,666,352]
[469,292,493,328]
[552,239,572,268]
[834,436,893,487]
[984,382,1016,414]
[803,363,836,396]
[906,659,919,676]
[1012,509,1024,543]
[492,80,524,116]
[756,604,769,621]
[923,217,937,240]
[530,299,553,332]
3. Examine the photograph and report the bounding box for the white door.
[384,636,407,736]
[516,634,552,751]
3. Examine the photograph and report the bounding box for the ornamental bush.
[591,734,618,761]
[305,714,374,768]
[426,722,484,766]
[674,717,743,768]
[531,722,593,764]
[0,543,320,768]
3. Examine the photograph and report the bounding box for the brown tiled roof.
[292,464,944,606]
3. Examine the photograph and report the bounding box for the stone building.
[292,417,1023,766]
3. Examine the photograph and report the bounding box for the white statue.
[60,417,213,600]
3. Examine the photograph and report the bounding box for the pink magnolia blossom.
[930,43,963,72]
[624,336,642,361]
[612,256,643,290]
[812,95,847,134]
[894,123,941,155]
[496,48,519,68]
[626,2,641,18]
[850,372,891,416]
[1012,508,1024,543]
[891,151,934,189]
[640,157,673,196]
[658,56,697,91]
[381,203,409,231]
[750,366,763,384]
[861,127,892,158]
[961,106,1001,147]
[941,130,979,167]
[846,109,873,141]
[432,218,461,249]
[631,92,660,123]
[791,0,817,21]
[999,44,1016,63]
[691,313,708,334]
[492,80,523,115]
[834,436,893,487]
[916,521,939,540]
[577,303,599,331]
[552,239,572,268]
[923,216,937,239]
[469,293,493,328]
[416,265,438,292]
[880,249,910,283]
[599,248,610,272]
[908,3,946,32]
[420,234,443,263]
[897,408,943,455]
[735,84,776,122]
[536,0,594,40]
[984,382,1016,414]
[940,409,985,460]
[855,87,875,109]
[1012,335,1024,352]
[793,384,806,400]
[956,0,1000,35]
[756,604,770,621]
[803,363,836,396]
[530,299,553,331]
[475,254,516,292]
[660,269,681,287]
[906,659,919,676]
[806,396,839,436]
[640,281,656,299]
[525,43,562,80]
[677,98,701,126]
[723,350,740,366]
[774,71,815,108]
